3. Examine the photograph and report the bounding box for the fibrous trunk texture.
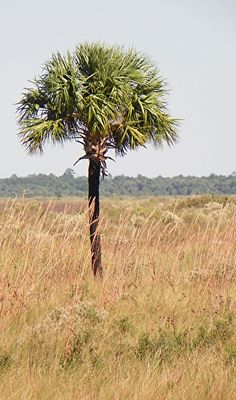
[88,159,102,276]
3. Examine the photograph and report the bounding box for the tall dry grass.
[0,196,236,399]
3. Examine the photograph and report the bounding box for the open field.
[1,195,236,399]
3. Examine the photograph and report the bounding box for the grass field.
[0,195,236,399]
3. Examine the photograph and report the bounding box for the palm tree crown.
[17,42,178,172]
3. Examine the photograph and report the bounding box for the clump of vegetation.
[0,352,11,374]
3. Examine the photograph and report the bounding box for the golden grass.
[0,195,236,399]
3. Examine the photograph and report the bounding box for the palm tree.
[17,43,178,276]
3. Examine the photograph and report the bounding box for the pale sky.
[1,0,235,178]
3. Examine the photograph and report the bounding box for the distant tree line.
[1,169,236,197]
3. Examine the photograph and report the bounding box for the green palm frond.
[19,118,66,154]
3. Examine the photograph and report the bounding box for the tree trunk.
[88,159,102,276]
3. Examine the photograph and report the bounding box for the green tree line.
[1,169,236,197]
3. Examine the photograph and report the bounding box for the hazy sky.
[1,0,235,178]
